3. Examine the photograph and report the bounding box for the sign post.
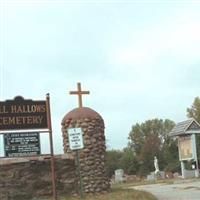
[192,134,199,177]
[46,94,57,200]
[68,128,84,198]
[76,150,84,199]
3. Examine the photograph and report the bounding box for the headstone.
[115,169,124,183]
[147,171,166,181]
[159,171,165,179]
[173,172,180,179]
[185,169,195,178]
[147,172,156,181]
[165,171,173,179]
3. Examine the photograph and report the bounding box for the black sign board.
[4,132,41,157]
[0,96,48,131]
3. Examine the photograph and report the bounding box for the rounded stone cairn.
[61,107,110,193]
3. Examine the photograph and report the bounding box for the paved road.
[131,179,200,200]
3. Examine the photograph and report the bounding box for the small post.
[46,93,57,200]
[181,161,186,179]
[76,150,84,198]
[192,134,199,177]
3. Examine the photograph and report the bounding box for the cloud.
[105,8,200,98]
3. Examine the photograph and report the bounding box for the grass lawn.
[57,188,157,200]
[112,179,174,189]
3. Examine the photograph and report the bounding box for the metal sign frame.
[68,127,84,198]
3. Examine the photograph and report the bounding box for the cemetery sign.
[178,135,194,161]
[169,118,200,178]
[0,94,57,200]
[0,96,48,131]
[4,132,40,157]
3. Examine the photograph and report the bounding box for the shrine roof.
[169,118,200,137]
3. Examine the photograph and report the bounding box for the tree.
[162,136,180,172]
[187,96,200,160]
[105,150,123,177]
[128,119,176,176]
[105,148,139,177]
[187,97,200,122]
[139,133,161,175]
[120,147,138,175]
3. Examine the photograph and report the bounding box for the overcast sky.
[0,0,200,155]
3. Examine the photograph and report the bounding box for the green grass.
[58,189,157,200]
[111,179,174,190]
[35,180,164,200]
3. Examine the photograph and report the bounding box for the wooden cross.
[69,82,90,108]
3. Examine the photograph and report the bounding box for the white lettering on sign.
[68,128,84,150]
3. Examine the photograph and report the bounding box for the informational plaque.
[68,128,84,150]
[4,132,41,157]
[178,135,194,161]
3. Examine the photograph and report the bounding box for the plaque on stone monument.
[68,128,84,150]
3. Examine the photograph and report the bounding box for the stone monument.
[154,156,160,175]
[61,83,110,193]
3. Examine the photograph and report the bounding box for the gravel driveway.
[131,179,200,200]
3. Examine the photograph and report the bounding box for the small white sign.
[68,128,84,150]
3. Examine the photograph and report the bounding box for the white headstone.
[115,169,124,183]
